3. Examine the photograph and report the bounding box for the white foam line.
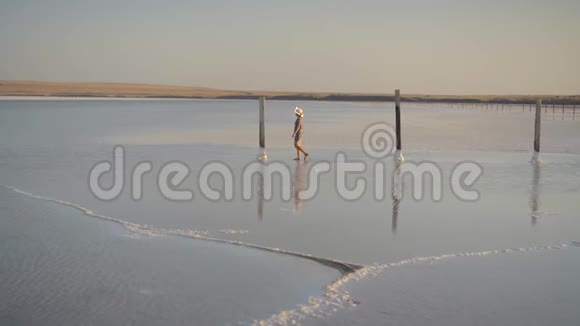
[2,185,164,237]
[254,245,570,325]
[0,185,362,273]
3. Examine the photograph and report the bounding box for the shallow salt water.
[309,246,580,326]
[1,98,579,325]
[0,187,342,326]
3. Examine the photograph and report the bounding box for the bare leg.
[294,147,300,160]
[296,144,308,160]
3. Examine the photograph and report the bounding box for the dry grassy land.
[1,80,578,104]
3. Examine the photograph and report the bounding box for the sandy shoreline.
[1,80,579,105]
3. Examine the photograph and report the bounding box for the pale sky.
[1,0,579,95]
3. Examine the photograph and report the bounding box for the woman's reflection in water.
[293,161,310,215]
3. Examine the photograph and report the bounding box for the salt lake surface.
[1,98,579,325]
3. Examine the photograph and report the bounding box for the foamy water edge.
[1,185,571,326]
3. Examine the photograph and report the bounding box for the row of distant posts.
[257,92,548,164]
[387,91,544,164]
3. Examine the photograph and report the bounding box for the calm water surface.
[1,98,579,325]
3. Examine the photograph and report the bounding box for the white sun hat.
[294,106,304,117]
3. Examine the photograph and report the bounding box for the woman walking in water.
[291,107,309,160]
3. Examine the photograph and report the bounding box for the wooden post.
[257,97,267,161]
[259,97,265,148]
[395,90,401,151]
[395,89,404,161]
[532,100,542,163]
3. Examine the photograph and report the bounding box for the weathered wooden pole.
[395,89,404,161]
[531,99,542,164]
[257,96,268,161]
[259,97,265,148]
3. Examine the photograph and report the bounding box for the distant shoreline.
[1,81,579,105]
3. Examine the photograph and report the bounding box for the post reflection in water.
[529,163,542,226]
[257,162,265,221]
[392,161,402,234]
[293,161,310,216]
